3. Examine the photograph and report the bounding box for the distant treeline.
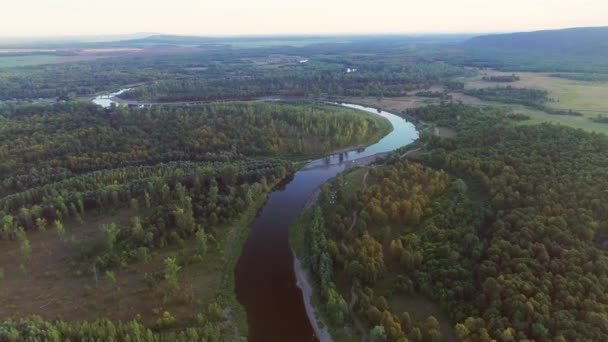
[464,86,583,116]
[481,74,519,82]
[0,43,474,101]
[0,101,388,195]
[551,73,608,82]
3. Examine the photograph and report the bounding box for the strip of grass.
[0,55,62,68]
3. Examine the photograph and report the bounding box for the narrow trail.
[347,169,369,235]
[400,147,422,159]
[362,169,370,190]
[349,286,367,342]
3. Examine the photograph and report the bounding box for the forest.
[119,58,469,102]
[294,103,608,341]
[0,101,388,194]
[2,27,608,342]
[0,42,473,101]
[0,99,390,340]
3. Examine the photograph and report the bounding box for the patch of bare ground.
[0,209,216,328]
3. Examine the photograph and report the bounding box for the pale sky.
[1,0,607,37]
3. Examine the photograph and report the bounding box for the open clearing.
[0,195,265,331]
[462,70,608,134]
[0,55,65,68]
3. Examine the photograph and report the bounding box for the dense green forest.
[2,27,608,341]
[119,59,469,102]
[0,99,391,340]
[0,101,388,195]
[295,103,608,341]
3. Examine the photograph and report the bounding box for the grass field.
[463,70,608,134]
[0,55,63,68]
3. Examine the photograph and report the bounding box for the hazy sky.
[1,0,607,37]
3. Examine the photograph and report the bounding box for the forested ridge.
[296,103,608,341]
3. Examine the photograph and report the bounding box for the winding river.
[234,104,418,341]
[92,94,418,341]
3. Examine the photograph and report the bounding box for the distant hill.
[465,26,608,55]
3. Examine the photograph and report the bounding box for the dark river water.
[234,103,419,341]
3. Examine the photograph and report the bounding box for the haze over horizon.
[1,0,606,38]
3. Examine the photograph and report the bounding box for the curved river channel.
[92,95,418,341]
[234,103,418,341]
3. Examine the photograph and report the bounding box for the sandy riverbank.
[293,255,333,342]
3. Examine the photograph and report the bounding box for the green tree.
[164,257,181,293]
[54,220,65,240]
[369,325,387,342]
[16,227,31,261]
[104,223,120,251]
[195,228,208,256]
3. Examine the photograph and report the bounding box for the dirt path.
[349,286,367,342]
[400,147,422,159]
[362,169,370,190]
[347,169,370,234]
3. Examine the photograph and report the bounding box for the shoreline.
[293,253,333,342]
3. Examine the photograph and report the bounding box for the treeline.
[0,101,387,195]
[403,104,608,341]
[120,60,470,102]
[590,115,608,124]
[551,73,608,82]
[482,74,520,82]
[0,159,288,238]
[464,86,549,106]
[0,306,232,341]
[464,86,583,116]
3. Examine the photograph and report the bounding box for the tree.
[195,228,208,256]
[16,227,31,261]
[164,257,181,293]
[36,218,47,231]
[55,220,65,240]
[369,325,387,342]
[104,223,120,251]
